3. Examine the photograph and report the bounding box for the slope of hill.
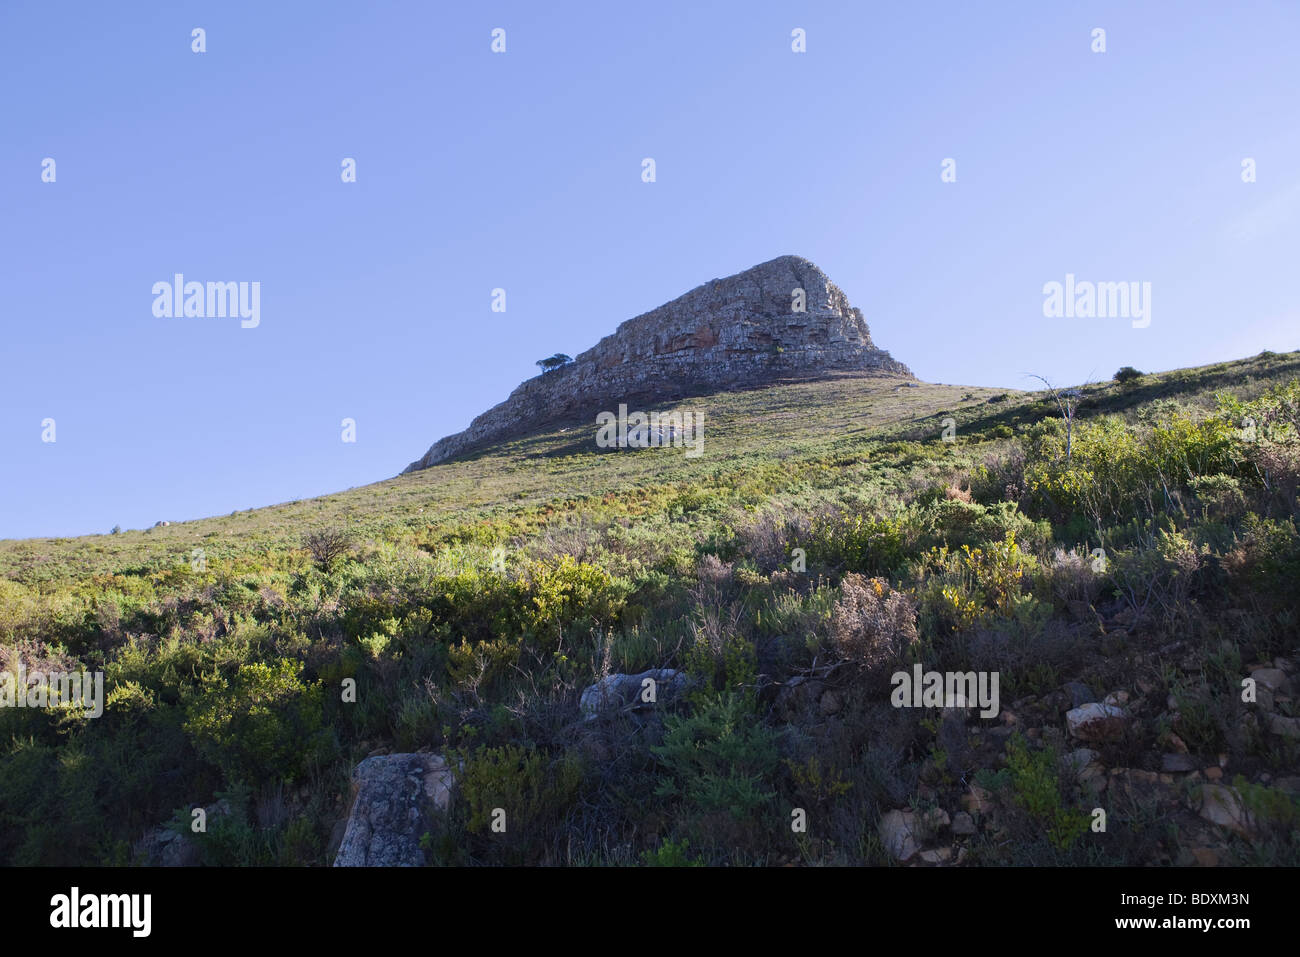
[1,349,1298,867]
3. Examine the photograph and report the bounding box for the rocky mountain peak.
[405,256,911,471]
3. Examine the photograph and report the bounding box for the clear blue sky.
[3,1,1298,539]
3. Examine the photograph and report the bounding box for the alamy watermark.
[596,403,704,458]
[152,274,260,328]
[1042,274,1150,328]
[1,665,104,718]
[50,887,150,937]
[890,664,1000,718]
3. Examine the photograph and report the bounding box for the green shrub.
[640,837,705,866]
[803,511,907,576]
[1003,733,1089,851]
[652,692,781,821]
[524,555,630,647]
[916,531,1043,633]
[182,658,330,784]
[1023,411,1243,528]
[455,744,583,863]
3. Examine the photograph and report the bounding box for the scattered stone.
[1103,690,1130,708]
[918,847,952,864]
[134,825,200,867]
[1064,748,1106,793]
[924,807,951,832]
[878,810,921,862]
[961,785,993,814]
[951,811,976,835]
[1040,690,1069,715]
[1161,753,1199,773]
[1062,681,1096,709]
[1267,714,1300,739]
[1066,702,1129,741]
[580,668,689,719]
[1080,768,1107,794]
[133,799,231,867]
[334,752,454,867]
[1194,784,1255,838]
[1110,768,1161,802]
[1250,668,1288,692]
[1204,767,1223,781]
[1063,748,1099,775]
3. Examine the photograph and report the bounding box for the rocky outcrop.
[132,799,231,867]
[579,668,690,719]
[333,752,454,867]
[406,255,911,471]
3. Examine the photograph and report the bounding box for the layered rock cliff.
[405,255,911,471]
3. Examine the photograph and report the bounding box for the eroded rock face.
[333,753,454,867]
[405,255,911,471]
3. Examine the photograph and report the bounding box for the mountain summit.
[405,255,911,471]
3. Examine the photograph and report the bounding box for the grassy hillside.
[2,349,1299,866]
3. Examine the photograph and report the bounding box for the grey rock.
[405,256,911,471]
[1251,668,1290,693]
[918,847,952,864]
[1062,681,1096,709]
[1066,702,1129,741]
[1063,748,1100,775]
[1160,753,1200,773]
[1267,713,1300,739]
[133,799,231,867]
[333,753,454,867]
[134,825,201,867]
[878,810,921,862]
[1195,784,1255,837]
[579,668,688,719]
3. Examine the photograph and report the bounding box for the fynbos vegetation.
[2,349,1297,867]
